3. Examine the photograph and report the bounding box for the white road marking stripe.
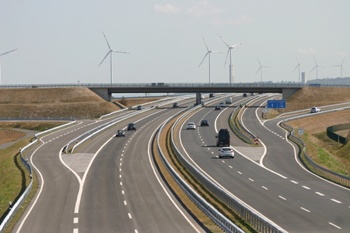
[262,186,268,190]
[124,201,127,205]
[229,165,232,168]
[73,229,78,233]
[122,190,124,194]
[300,207,310,212]
[119,175,121,178]
[207,148,210,150]
[331,199,342,204]
[315,192,325,196]
[222,160,225,163]
[128,213,132,219]
[290,180,298,184]
[134,230,138,233]
[74,217,78,223]
[249,178,254,182]
[120,182,122,186]
[211,152,214,154]
[278,196,286,200]
[302,186,310,190]
[237,171,242,174]
[329,222,341,229]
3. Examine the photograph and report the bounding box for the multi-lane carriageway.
[12,94,350,233]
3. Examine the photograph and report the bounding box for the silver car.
[186,122,196,130]
[218,147,234,158]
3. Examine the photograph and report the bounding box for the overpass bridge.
[1,82,348,103]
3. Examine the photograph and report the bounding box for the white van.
[225,97,232,104]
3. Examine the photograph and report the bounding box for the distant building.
[301,72,306,84]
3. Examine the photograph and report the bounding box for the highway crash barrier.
[0,120,76,233]
[160,99,286,233]
[282,121,350,188]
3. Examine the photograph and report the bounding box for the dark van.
[216,129,230,147]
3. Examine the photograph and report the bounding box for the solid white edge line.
[147,123,201,233]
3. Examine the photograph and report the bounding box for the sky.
[0,0,349,85]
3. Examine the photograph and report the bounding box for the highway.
[13,98,204,233]
[177,95,350,233]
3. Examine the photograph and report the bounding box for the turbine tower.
[310,56,324,80]
[255,58,270,82]
[217,33,242,85]
[0,49,17,85]
[292,56,302,82]
[332,57,346,78]
[198,35,222,85]
[98,33,129,84]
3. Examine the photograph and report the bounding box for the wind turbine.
[255,58,270,82]
[98,33,129,84]
[292,56,302,82]
[310,56,324,80]
[0,49,17,85]
[217,33,242,85]
[198,35,222,85]
[332,57,346,78]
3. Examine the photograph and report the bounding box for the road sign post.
[254,136,259,145]
[298,128,304,137]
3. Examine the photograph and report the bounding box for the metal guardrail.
[1,82,350,89]
[282,122,350,187]
[156,106,245,233]
[0,120,76,233]
[170,102,286,232]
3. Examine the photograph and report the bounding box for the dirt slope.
[286,87,350,111]
[0,87,120,118]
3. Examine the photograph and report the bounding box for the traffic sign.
[298,128,304,136]
[254,136,259,145]
[267,100,286,109]
[262,108,270,113]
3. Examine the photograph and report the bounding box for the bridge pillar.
[196,92,202,105]
[282,88,301,100]
[89,88,111,102]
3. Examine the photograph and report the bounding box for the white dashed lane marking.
[331,199,342,204]
[278,196,286,200]
[302,186,310,190]
[262,186,268,190]
[128,213,132,219]
[290,180,298,184]
[300,207,310,212]
[248,178,254,182]
[315,192,325,196]
[329,222,341,229]
[74,217,78,223]
[237,171,242,175]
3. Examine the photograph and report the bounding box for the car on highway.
[215,106,221,110]
[218,147,234,158]
[216,129,230,147]
[311,107,320,113]
[173,102,178,108]
[209,93,215,98]
[243,93,247,97]
[186,122,196,130]
[200,120,209,126]
[116,130,125,137]
[127,123,136,131]
[219,102,225,107]
[251,93,255,96]
[137,105,142,110]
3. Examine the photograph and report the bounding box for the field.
[0,87,120,119]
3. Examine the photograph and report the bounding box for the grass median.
[155,114,257,233]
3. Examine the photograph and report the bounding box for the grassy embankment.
[156,114,257,233]
[281,87,350,178]
[113,97,164,108]
[0,122,64,232]
[0,87,120,119]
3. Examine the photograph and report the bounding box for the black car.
[127,123,136,131]
[243,93,247,97]
[201,120,209,126]
[216,129,230,147]
[215,106,221,110]
[116,130,125,137]
[173,102,178,108]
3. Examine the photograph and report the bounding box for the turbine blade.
[310,66,316,73]
[201,34,209,51]
[112,50,130,54]
[210,51,222,54]
[231,42,243,48]
[313,56,317,65]
[224,49,230,68]
[341,57,345,65]
[103,32,111,50]
[292,64,299,73]
[342,67,346,74]
[255,67,262,75]
[98,51,111,67]
[257,58,262,66]
[198,52,209,67]
[0,49,18,56]
[217,33,230,48]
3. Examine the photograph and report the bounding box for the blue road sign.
[267,100,286,109]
